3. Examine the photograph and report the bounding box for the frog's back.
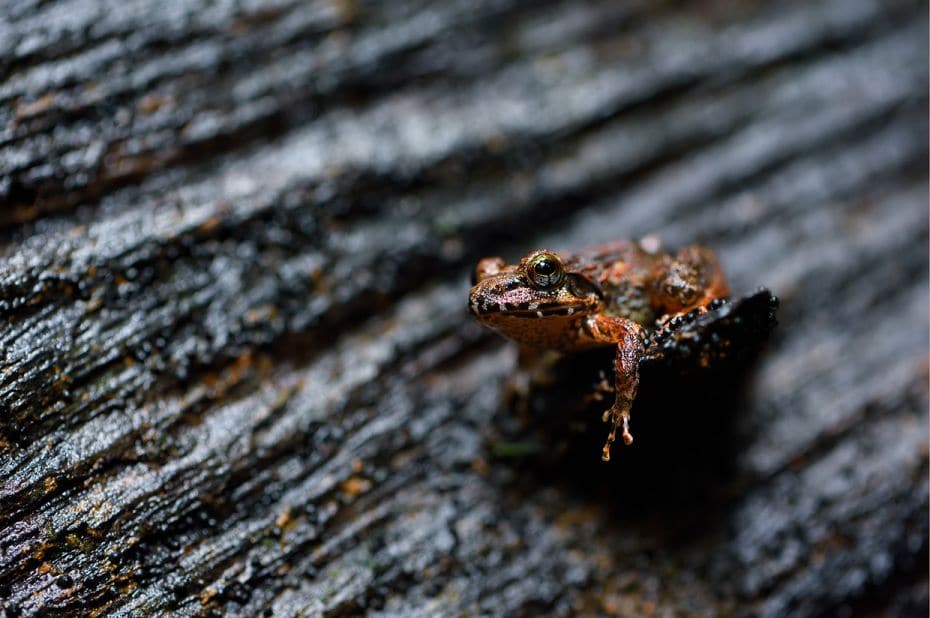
[566,241,662,326]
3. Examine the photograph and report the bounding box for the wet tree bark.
[1,0,927,616]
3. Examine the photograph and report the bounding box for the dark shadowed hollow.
[0,1,927,616]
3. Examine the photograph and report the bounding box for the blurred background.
[0,1,927,616]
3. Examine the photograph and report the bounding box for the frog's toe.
[601,405,634,461]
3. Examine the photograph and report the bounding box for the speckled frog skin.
[468,239,729,461]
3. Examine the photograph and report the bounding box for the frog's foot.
[656,298,728,334]
[502,373,531,418]
[585,369,613,403]
[600,403,633,462]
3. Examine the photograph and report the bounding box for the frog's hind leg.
[652,245,730,317]
[583,315,646,461]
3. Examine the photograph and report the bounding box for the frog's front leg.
[502,346,558,418]
[584,314,646,461]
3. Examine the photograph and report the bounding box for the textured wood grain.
[0,0,927,616]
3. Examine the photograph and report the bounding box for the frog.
[468,239,730,461]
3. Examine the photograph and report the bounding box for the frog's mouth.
[472,301,589,318]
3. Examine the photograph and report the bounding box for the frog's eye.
[473,256,507,285]
[527,252,564,289]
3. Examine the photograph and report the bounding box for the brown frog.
[468,239,729,461]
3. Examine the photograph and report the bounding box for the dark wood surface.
[1,0,927,615]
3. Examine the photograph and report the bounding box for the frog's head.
[468,250,604,346]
